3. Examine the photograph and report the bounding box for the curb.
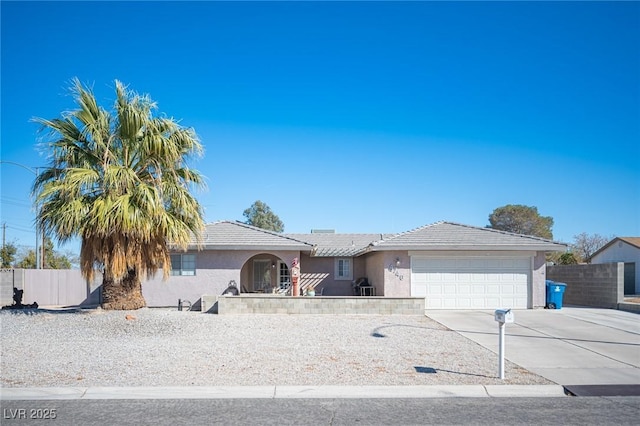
[0,385,567,400]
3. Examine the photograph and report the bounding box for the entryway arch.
[240,253,291,293]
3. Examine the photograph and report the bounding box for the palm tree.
[33,78,205,309]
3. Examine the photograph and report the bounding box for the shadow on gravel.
[0,307,93,316]
[370,323,446,338]
[413,366,494,379]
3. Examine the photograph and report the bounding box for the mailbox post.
[494,308,514,380]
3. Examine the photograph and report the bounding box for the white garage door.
[411,257,530,309]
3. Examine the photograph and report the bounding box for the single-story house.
[143,220,566,309]
[589,237,640,295]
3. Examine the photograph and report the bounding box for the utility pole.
[0,161,41,269]
[2,222,5,251]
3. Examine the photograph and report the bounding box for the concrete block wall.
[201,294,425,315]
[547,263,624,308]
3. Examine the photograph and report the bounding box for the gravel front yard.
[0,308,551,387]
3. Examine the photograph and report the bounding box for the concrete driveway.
[427,307,640,386]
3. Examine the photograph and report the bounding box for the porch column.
[291,257,300,296]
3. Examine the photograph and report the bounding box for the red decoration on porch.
[291,257,300,297]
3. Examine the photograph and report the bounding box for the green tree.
[33,78,205,310]
[557,252,579,265]
[15,250,36,269]
[243,200,284,232]
[15,238,73,269]
[43,238,72,269]
[487,204,554,239]
[571,232,610,263]
[0,242,18,267]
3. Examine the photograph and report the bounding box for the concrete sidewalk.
[427,307,640,386]
[0,385,566,400]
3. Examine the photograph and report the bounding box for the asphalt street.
[2,397,639,425]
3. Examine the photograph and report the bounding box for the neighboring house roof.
[588,237,640,260]
[284,233,393,257]
[361,221,567,253]
[185,221,313,251]
[618,237,640,249]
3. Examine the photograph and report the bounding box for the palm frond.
[33,78,206,284]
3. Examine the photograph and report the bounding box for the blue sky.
[1,1,639,256]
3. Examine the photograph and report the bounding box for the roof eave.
[182,244,314,251]
[362,244,567,253]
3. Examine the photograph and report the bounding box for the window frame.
[277,261,291,290]
[170,253,196,276]
[335,258,353,280]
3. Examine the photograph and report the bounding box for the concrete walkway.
[427,307,640,386]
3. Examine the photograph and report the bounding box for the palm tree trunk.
[101,269,146,310]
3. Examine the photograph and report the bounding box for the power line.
[0,194,34,202]
[0,199,34,209]
[5,223,36,233]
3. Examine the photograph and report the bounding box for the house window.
[170,254,196,276]
[278,261,291,290]
[335,258,352,280]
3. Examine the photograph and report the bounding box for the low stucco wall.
[201,294,426,315]
[547,263,624,308]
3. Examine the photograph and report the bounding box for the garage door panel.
[457,298,473,308]
[485,296,501,306]
[412,256,530,309]
[501,285,515,295]
[443,285,457,295]
[441,273,457,282]
[413,285,427,297]
[472,286,486,294]
[430,284,442,294]
[472,299,486,308]
[486,284,500,293]
[442,298,458,309]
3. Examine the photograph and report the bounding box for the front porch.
[201,294,425,315]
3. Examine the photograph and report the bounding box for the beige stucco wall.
[363,251,411,297]
[143,249,301,307]
[299,253,366,295]
[144,248,551,308]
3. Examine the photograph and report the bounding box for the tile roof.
[181,220,567,254]
[362,221,567,252]
[284,233,393,257]
[187,221,313,250]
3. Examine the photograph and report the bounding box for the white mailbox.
[494,309,514,324]
[494,308,514,380]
